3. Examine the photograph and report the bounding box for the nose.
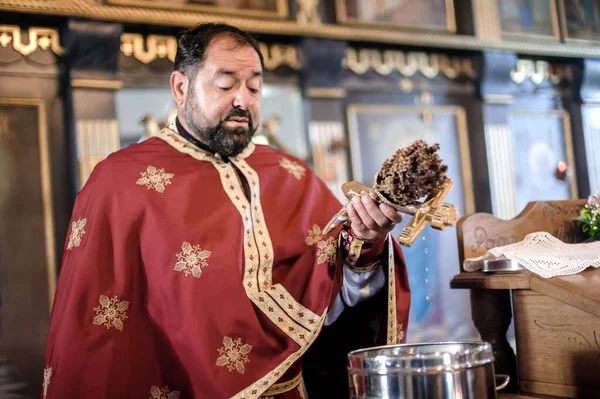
[232,86,253,110]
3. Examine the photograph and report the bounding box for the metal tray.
[481,259,525,273]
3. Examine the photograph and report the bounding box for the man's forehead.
[204,34,262,69]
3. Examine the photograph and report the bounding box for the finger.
[351,196,378,230]
[361,195,394,228]
[346,202,366,231]
[379,203,403,223]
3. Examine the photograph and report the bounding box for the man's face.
[182,34,262,157]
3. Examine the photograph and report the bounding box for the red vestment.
[42,126,410,398]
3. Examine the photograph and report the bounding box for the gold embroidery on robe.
[386,237,398,344]
[136,165,174,193]
[42,367,52,398]
[67,218,87,250]
[396,323,405,344]
[279,158,306,180]
[216,336,253,374]
[304,224,323,245]
[150,385,181,399]
[174,242,211,278]
[316,237,337,265]
[92,295,129,331]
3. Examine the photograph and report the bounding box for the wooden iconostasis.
[2,0,600,396]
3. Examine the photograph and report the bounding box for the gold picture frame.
[558,0,600,44]
[498,0,561,42]
[106,0,289,19]
[508,109,578,200]
[335,0,456,33]
[346,104,474,215]
[0,98,56,311]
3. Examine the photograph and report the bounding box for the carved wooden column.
[470,289,519,392]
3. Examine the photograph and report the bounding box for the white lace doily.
[465,232,600,278]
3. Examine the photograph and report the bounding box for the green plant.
[578,193,600,240]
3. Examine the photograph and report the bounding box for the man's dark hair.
[174,22,264,81]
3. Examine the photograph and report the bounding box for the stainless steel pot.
[347,341,509,399]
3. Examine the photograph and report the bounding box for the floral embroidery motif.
[279,158,306,180]
[42,367,52,398]
[316,237,337,265]
[150,385,181,399]
[396,323,405,344]
[304,224,323,245]
[92,295,129,331]
[67,218,87,249]
[136,166,174,193]
[174,242,211,278]
[216,336,253,374]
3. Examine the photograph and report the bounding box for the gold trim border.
[71,79,124,90]
[0,98,56,313]
[346,104,476,216]
[508,109,578,200]
[107,0,289,19]
[2,1,600,58]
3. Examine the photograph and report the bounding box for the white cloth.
[324,265,385,326]
[464,231,600,279]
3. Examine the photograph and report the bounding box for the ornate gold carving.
[150,386,180,399]
[121,33,176,64]
[296,0,321,25]
[92,295,129,331]
[174,241,211,278]
[71,79,123,90]
[42,367,52,398]
[120,33,300,70]
[279,158,306,180]
[76,119,120,189]
[510,59,572,85]
[342,48,475,79]
[216,336,253,374]
[3,2,600,58]
[305,224,323,245]
[0,25,63,56]
[258,42,301,70]
[136,166,174,193]
[67,217,87,250]
[316,237,337,265]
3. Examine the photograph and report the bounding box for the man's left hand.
[346,194,403,242]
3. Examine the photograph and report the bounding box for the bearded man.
[42,23,410,399]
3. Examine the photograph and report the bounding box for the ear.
[170,70,189,107]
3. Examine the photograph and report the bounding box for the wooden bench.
[450,200,600,398]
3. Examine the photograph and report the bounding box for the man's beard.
[183,98,257,158]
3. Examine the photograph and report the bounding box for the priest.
[42,22,410,399]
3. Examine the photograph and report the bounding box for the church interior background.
[1,0,600,396]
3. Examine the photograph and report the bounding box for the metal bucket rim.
[347,341,494,375]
